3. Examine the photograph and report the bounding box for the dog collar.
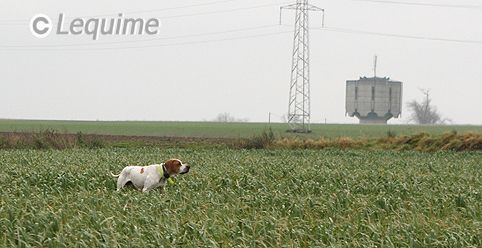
[159,163,170,179]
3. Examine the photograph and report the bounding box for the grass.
[1,120,481,245]
[0,130,234,150]
[0,148,480,246]
[1,119,481,138]
[273,132,482,152]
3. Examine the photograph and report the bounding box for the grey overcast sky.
[1,0,481,124]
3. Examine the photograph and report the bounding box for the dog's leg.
[142,183,159,193]
[142,187,150,193]
[142,175,161,193]
[116,174,129,191]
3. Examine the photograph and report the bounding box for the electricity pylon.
[280,0,323,133]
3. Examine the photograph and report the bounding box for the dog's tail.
[110,172,120,178]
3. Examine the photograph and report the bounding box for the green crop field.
[0,119,481,138]
[1,148,480,246]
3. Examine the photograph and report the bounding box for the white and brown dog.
[111,159,190,193]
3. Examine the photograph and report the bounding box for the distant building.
[346,77,403,124]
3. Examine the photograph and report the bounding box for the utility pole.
[280,0,324,133]
[372,55,378,112]
[374,55,378,78]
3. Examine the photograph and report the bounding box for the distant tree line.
[214,113,248,123]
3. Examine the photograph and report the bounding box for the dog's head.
[163,159,190,177]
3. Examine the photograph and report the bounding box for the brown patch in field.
[0,131,235,149]
[0,131,480,152]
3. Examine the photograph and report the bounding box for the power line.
[2,0,481,25]
[279,23,482,45]
[2,24,481,51]
[159,2,291,20]
[0,1,290,25]
[0,0,240,24]
[319,26,482,45]
[3,26,482,51]
[350,0,482,10]
[99,0,240,16]
[0,24,281,48]
[0,30,292,51]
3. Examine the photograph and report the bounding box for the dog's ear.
[163,160,172,174]
[164,159,176,174]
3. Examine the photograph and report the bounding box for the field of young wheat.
[1,119,481,138]
[1,148,480,247]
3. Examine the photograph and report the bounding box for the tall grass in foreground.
[0,148,480,246]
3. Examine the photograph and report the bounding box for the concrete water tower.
[345,56,403,124]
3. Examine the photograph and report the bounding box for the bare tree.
[215,112,234,122]
[214,113,248,122]
[407,89,450,124]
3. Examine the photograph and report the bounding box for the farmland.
[1,148,481,246]
[1,119,481,246]
[1,119,481,138]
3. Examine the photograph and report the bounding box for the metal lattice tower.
[281,0,323,133]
